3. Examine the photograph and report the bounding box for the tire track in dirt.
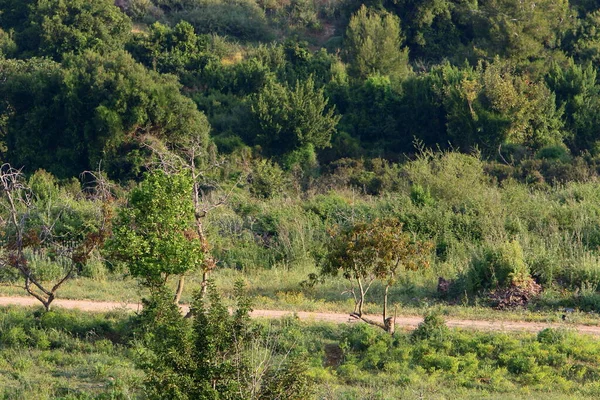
[1,296,598,336]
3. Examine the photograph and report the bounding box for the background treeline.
[3,0,600,178]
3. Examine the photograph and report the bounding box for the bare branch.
[0,163,109,311]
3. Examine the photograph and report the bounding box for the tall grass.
[4,151,600,314]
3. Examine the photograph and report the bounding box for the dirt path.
[1,296,598,336]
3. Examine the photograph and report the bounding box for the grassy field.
[3,306,600,399]
[0,306,142,400]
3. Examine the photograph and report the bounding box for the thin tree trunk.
[174,275,185,304]
[383,284,389,326]
[356,276,365,316]
[193,178,215,299]
[201,271,208,296]
[382,285,396,334]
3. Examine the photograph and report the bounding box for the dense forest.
[4,0,600,178]
[4,0,600,398]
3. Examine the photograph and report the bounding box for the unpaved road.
[1,296,599,336]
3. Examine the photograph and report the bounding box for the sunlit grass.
[3,266,600,326]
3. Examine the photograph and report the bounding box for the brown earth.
[1,296,599,336]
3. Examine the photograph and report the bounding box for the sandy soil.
[1,295,598,335]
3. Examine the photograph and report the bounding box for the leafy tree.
[473,0,572,65]
[0,167,109,311]
[1,0,131,60]
[169,0,273,42]
[152,0,197,13]
[0,50,210,180]
[251,76,340,157]
[546,59,600,153]
[390,0,473,62]
[249,159,287,199]
[341,75,402,151]
[108,170,203,301]
[136,281,314,399]
[563,11,600,64]
[344,5,411,80]
[431,60,565,153]
[477,60,564,149]
[315,218,432,334]
[138,129,242,298]
[0,0,35,32]
[127,21,214,78]
[277,41,338,87]
[0,28,16,57]
[396,73,448,151]
[0,57,64,162]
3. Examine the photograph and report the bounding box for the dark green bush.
[536,145,571,163]
[170,0,273,41]
[411,312,449,342]
[537,328,568,345]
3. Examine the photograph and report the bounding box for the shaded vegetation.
[4,0,600,397]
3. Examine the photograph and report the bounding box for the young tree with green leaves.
[107,170,203,302]
[315,218,432,334]
[344,5,411,81]
[251,76,340,157]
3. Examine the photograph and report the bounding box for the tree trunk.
[193,179,216,299]
[383,284,389,325]
[359,284,395,334]
[356,277,365,316]
[174,275,185,304]
[382,285,395,335]
[200,271,208,297]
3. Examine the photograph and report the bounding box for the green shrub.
[528,247,561,286]
[170,0,272,41]
[562,254,600,289]
[465,241,530,294]
[249,159,287,199]
[536,145,571,163]
[26,251,65,282]
[410,184,435,207]
[506,354,538,375]
[28,328,51,350]
[421,353,460,373]
[1,326,29,347]
[537,328,568,345]
[411,311,449,342]
[79,255,108,281]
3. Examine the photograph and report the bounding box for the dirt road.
[1,295,599,336]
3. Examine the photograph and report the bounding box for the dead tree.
[0,164,109,311]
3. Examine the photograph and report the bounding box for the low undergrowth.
[3,306,600,399]
[0,306,142,399]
